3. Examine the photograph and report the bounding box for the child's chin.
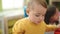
[35,21,40,24]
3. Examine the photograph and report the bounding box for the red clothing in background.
[54,28,60,34]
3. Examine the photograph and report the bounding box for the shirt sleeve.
[46,24,57,32]
[12,20,25,34]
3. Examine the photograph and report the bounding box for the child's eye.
[35,15,40,17]
[42,15,45,16]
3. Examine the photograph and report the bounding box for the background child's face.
[28,3,47,24]
[51,8,59,22]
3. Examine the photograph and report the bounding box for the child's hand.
[57,24,60,28]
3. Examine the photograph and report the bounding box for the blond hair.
[27,0,47,9]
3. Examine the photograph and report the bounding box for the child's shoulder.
[16,17,29,23]
[13,17,29,29]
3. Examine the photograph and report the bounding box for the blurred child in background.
[44,5,59,25]
[44,5,59,34]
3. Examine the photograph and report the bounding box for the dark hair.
[44,6,57,24]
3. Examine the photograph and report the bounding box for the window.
[2,0,24,10]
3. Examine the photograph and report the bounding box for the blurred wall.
[0,0,2,11]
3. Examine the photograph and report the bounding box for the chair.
[0,15,8,34]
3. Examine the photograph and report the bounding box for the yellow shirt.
[12,17,56,34]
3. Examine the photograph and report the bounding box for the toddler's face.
[28,3,47,24]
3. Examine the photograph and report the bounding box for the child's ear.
[26,8,30,15]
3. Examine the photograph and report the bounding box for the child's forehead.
[32,5,47,14]
[29,1,47,15]
[33,3,46,10]
[32,10,46,15]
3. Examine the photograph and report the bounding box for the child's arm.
[12,21,25,34]
[46,24,60,32]
[46,25,57,32]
